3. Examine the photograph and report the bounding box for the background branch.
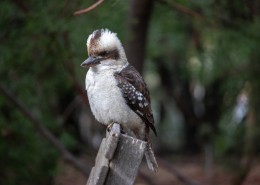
[156,0,203,19]
[74,0,104,16]
[158,158,204,185]
[0,83,91,176]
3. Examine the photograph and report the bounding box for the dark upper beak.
[81,56,101,68]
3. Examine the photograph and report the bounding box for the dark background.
[1,0,260,184]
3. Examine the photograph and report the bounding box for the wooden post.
[87,123,147,185]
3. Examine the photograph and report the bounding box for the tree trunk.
[125,0,154,73]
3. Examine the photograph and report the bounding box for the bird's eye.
[99,51,108,56]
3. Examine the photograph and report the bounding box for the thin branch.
[0,84,91,176]
[156,0,203,19]
[74,0,104,16]
[157,158,204,185]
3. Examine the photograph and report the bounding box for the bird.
[81,29,158,172]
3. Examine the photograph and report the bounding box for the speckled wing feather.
[114,64,157,136]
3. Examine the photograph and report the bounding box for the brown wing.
[114,64,157,136]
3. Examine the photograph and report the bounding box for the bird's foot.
[107,122,125,134]
[107,122,114,133]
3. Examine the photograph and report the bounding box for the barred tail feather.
[145,143,158,172]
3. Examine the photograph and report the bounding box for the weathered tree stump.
[86,123,147,185]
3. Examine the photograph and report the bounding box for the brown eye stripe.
[107,49,119,60]
[96,49,119,60]
[99,51,108,56]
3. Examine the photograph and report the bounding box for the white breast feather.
[86,67,143,131]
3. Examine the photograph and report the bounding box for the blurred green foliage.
[0,0,128,184]
[146,0,260,154]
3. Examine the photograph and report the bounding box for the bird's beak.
[81,56,101,68]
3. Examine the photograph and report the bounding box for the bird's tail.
[145,143,158,172]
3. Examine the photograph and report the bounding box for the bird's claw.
[107,122,125,134]
[107,122,114,132]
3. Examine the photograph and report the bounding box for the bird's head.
[81,29,128,69]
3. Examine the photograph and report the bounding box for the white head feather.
[87,29,121,50]
[86,29,128,67]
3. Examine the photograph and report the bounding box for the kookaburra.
[81,29,158,172]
